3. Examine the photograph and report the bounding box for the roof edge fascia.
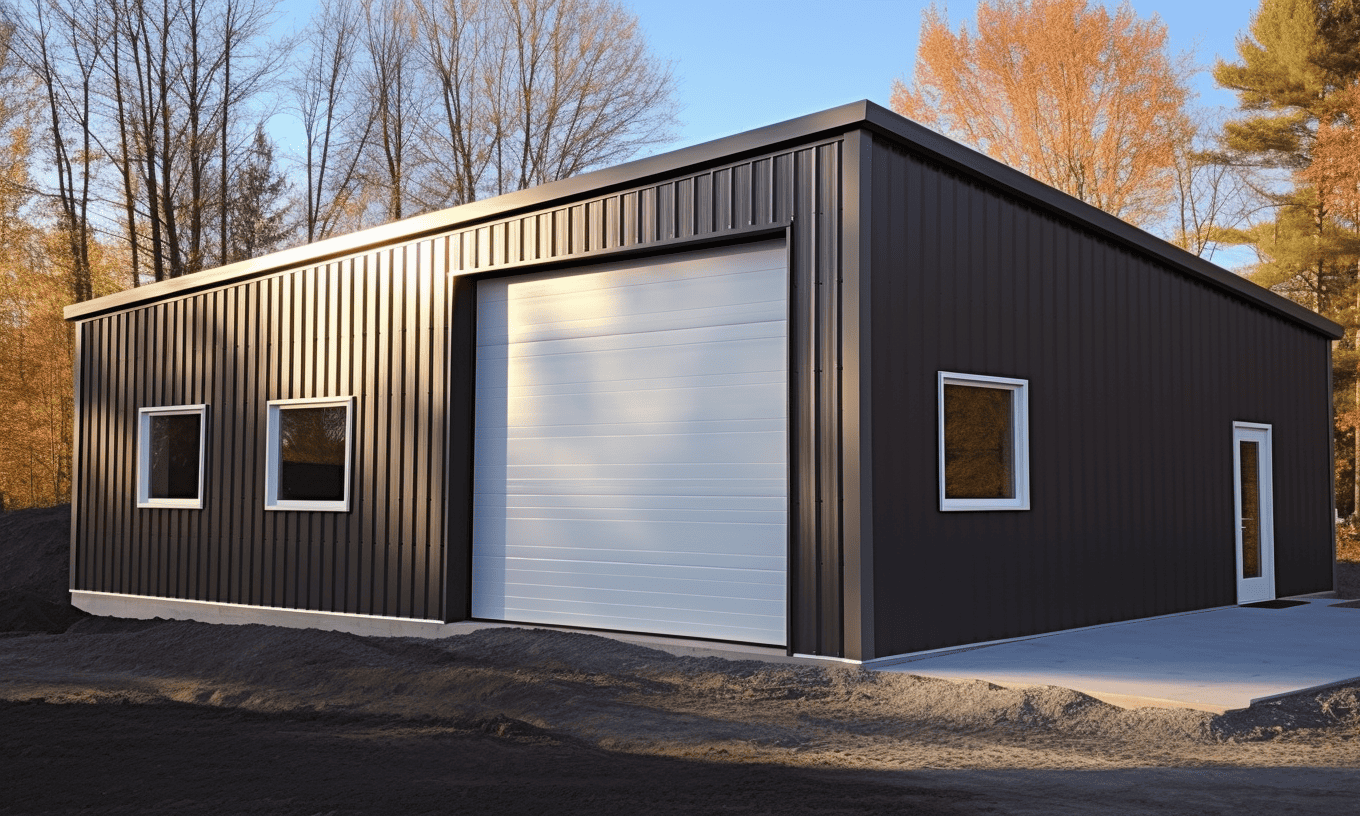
[856,104,1343,340]
[64,101,873,321]
[65,99,1343,340]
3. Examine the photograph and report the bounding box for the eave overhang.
[64,100,1345,341]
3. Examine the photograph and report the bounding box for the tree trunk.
[221,7,232,266]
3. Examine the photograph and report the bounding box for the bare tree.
[1168,112,1266,260]
[327,0,678,225]
[498,0,676,192]
[11,0,99,301]
[354,0,424,223]
[209,0,291,264]
[14,0,675,282]
[11,0,289,283]
[293,0,372,242]
[408,0,494,209]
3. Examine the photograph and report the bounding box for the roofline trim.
[64,102,874,321]
[854,105,1342,340]
[64,99,1344,340]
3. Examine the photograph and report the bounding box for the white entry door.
[471,241,788,645]
[1233,422,1276,604]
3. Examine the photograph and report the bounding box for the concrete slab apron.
[874,599,1360,713]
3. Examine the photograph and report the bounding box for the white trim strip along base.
[71,590,447,638]
[67,590,813,663]
[71,590,1253,668]
[73,589,1278,676]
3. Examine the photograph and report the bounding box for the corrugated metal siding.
[866,135,1335,656]
[789,143,844,656]
[73,245,454,619]
[72,140,846,637]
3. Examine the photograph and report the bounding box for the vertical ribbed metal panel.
[792,152,818,648]
[783,145,845,656]
[69,320,85,591]
[819,144,843,657]
[866,135,1334,656]
[71,140,847,635]
[71,242,457,622]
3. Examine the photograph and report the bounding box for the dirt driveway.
[2,507,1358,814]
[2,619,1359,815]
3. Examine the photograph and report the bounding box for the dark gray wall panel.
[72,238,454,621]
[72,139,847,638]
[866,135,1335,656]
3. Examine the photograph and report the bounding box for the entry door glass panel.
[1233,424,1275,604]
[1238,440,1261,579]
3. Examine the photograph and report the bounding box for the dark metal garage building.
[65,101,1342,661]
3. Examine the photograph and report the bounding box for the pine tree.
[1213,0,1360,307]
[225,125,293,264]
[1215,0,1360,514]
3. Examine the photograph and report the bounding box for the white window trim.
[938,371,1030,512]
[265,396,355,512]
[137,404,208,509]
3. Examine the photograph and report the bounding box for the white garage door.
[472,240,788,645]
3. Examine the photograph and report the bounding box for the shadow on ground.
[4,698,1360,816]
[4,506,1360,814]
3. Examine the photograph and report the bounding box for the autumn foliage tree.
[890,0,1193,229]
[0,20,64,510]
[7,0,293,283]
[1213,0,1360,310]
[1308,86,1360,221]
[0,19,123,510]
[1213,0,1360,515]
[0,0,679,511]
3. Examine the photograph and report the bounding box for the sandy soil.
[3,507,1360,814]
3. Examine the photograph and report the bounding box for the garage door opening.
[471,241,788,645]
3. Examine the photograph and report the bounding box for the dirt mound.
[6,618,1360,766]
[0,504,87,633]
[0,591,87,634]
[2,502,1357,800]
[0,504,71,596]
[435,624,730,674]
[1338,562,1360,599]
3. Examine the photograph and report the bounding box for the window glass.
[278,405,348,502]
[149,413,202,499]
[943,383,1014,500]
[1239,440,1262,579]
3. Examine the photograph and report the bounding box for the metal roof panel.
[64,100,1343,340]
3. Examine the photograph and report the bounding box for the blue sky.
[272,0,1257,156]
[617,0,1254,154]
[269,0,1262,267]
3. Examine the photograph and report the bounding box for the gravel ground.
[2,506,1359,814]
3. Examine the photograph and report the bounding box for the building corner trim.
[839,130,875,661]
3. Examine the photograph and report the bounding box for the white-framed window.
[938,372,1030,512]
[137,404,208,509]
[265,396,355,512]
